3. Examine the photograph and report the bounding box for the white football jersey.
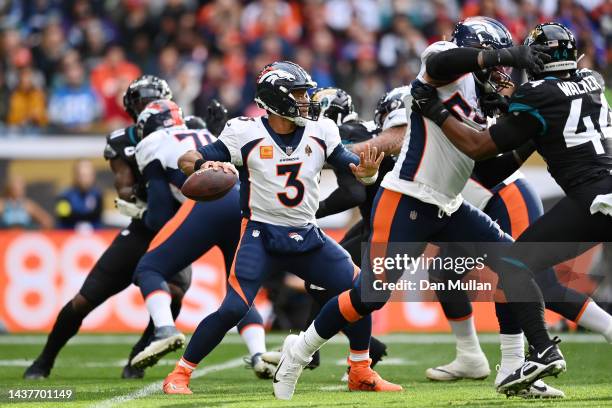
[462,171,524,211]
[381,41,487,215]
[136,125,217,202]
[218,116,341,227]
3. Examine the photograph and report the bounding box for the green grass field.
[0,333,610,407]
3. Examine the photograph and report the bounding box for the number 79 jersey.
[136,125,217,202]
[218,116,341,227]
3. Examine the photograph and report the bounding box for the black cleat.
[130,326,185,369]
[121,364,145,379]
[369,337,388,369]
[497,337,566,396]
[23,359,52,380]
[306,350,320,370]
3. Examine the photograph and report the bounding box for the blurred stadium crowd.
[0,0,609,135]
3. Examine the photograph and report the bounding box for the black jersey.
[500,72,612,192]
[103,125,148,201]
[342,121,397,222]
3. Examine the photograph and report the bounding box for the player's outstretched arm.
[426,45,551,83]
[411,81,541,161]
[351,125,405,157]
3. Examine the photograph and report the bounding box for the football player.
[294,87,393,373]
[411,21,612,394]
[127,100,271,378]
[23,75,194,380]
[167,61,400,396]
[274,16,561,399]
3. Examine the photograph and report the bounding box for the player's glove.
[481,45,552,74]
[480,92,510,118]
[115,198,147,219]
[206,99,228,137]
[410,81,450,127]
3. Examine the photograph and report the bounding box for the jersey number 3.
[277,163,304,207]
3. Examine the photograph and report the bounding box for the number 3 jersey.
[215,116,343,227]
[381,41,486,215]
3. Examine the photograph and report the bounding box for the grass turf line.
[0,333,610,407]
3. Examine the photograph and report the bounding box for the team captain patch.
[260,145,273,159]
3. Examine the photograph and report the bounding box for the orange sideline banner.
[0,230,597,334]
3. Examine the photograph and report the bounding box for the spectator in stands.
[90,45,140,129]
[55,159,103,230]
[0,175,53,229]
[48,57,101,133]
[7,67,48,130]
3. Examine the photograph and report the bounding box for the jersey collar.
[261,116,305,156]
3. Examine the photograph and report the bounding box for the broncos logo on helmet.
[452,16,514,93]
[254,61,320,126]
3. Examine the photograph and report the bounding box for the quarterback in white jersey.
[165,61,400,397]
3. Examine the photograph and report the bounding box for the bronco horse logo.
[288,232,304,242]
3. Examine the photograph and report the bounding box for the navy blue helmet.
[136,100,184,140]
[452,16,514,92]
[255,61,320,126]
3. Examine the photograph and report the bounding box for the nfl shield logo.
[410,210,418,220]
[285,146,293,155]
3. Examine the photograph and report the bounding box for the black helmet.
[452,16,514,92]
[254,61,319,126]
[373,86,410,129]
[123,75,173,121]
[184,115,207,130]
[136,100,184,140]
[524,22,577,79]
[205,99,228,137]
[311,87,357,125]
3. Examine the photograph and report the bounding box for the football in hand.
[181,164,238,201]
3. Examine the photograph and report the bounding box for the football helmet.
[184,115,207,130]
[124,75,173,121]
[373,86,410,129]
[136,100,185,140]
[255,61,319,126]
[452,16,514,92]
[311,87,357,125]
[524,22,577,79]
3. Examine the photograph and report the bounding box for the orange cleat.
[163,364,193,395]
[348,359,403,392]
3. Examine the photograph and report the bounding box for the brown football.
[181,166,238,201]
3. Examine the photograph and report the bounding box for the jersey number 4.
[277,163,304,207]
[563,95,612,154]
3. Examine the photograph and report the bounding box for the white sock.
[293,324,327,362]
[576,300,612,342]
[240,324,267,356]
[499,333,525,373]
[145,291,174,328]
[449,316,483,358]
[349,350,370,362]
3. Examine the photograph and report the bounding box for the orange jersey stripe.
[227,219,250,305]
[498,183,530,239]
[338,291,361,323]
[370,189,402,282]
[148,199,196,252]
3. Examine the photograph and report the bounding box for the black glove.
[205,99,229,137]
[480,92,510,118]
[410,81,450,127]
[481,45,552,74]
